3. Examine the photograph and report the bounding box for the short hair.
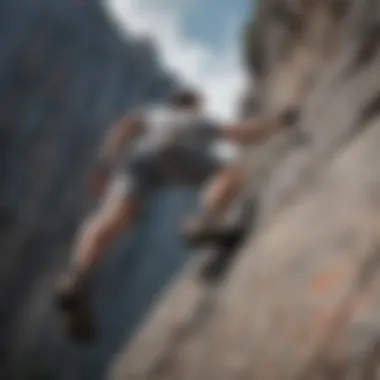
[168,88,202,108]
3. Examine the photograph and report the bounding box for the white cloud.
[103,0,249,123]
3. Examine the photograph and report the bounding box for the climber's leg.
[182,139,245,244]
[183,163,245,242]
[63,177,141,294]
[201,163,245,218]
[55,153,161,343]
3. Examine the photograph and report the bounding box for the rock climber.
[55,87,298,342]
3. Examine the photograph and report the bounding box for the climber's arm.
[220,116,282,144]
[98,114,144,167]
[90,114,145,196]
[220,108,300,145]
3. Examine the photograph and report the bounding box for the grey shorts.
[106,141,240,200]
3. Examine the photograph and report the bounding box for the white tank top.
[132,105,207,155]
[129,104,240,164]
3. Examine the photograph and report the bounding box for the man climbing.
[55,88,298,342]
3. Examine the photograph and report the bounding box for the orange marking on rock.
[309,263,353,296]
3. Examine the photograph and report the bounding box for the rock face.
[0,1,199,379]
[109,0,380,379]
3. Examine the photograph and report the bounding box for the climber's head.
[167,88,202,111]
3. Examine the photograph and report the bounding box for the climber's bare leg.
[201,163,245,218]
[183,163,245,241]
[70,190,140,288]
[55,179,140,343]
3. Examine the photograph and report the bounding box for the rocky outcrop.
[0,1,191,379]
[109,1,380,379]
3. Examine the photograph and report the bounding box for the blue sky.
[105,0,253,122]
[181,0,252,54]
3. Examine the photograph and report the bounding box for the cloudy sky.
[104,0,253,122]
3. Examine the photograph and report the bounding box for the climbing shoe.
[55,274,97,345]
